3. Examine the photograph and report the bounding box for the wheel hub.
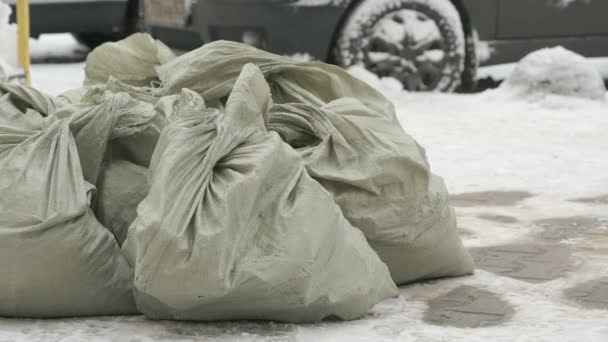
[363,9,447,91]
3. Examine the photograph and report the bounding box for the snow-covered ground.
[1,35,607,342]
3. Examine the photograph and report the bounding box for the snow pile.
[30,33,88,62]
[348,64,405,95]
[496,46,606,101]
[0,2,17,75]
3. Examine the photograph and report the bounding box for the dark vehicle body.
[147,0,608,65]
[6,0,134,37]
[10,0,608,89]
[463,0,608,65]
[145,0,608,91]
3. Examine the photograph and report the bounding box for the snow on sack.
[122,64,398,322]
[268,99,474,284]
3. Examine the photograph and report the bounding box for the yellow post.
[17,0,31,85]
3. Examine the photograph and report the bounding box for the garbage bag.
[0,120,137,317]
[268,99,474,284]
[156,40,397,124]
[122,64,397,322]
[85,33,176,87]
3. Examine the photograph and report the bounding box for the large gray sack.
[0,120,137,317]
[269,99,474,284]
[157,40,397,124]
[0,91,155,317]
[84,33,176,87]
[122,64,398,322]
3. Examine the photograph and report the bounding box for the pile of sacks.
[0,34,473,322]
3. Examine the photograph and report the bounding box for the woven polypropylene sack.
[122,64,397,322]
[95,159,149,246]
[0,87,156,317]
[268,99,474,284]
[0,120,137,317]
[84,33,176,87]
[156,40,398,124]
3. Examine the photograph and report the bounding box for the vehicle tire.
[458,29,478,92]
[333,0,466,92]
[73,32,130,50]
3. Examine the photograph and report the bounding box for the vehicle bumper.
[194,1,344,59]
[8,0,129,36]
[145,0,346,60]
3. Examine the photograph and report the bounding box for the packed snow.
[494,46,606,101]
[479,57,608,82]
[1,34,607,341]
[29,32,88,62]
[0,3,17,73]
[0,2,87,82]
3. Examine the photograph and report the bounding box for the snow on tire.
[333,0,465,92]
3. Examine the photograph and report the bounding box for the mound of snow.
[0,2,19,81]
[498,46,606,101]
[0,3,17,68]
[348,65,405,95]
